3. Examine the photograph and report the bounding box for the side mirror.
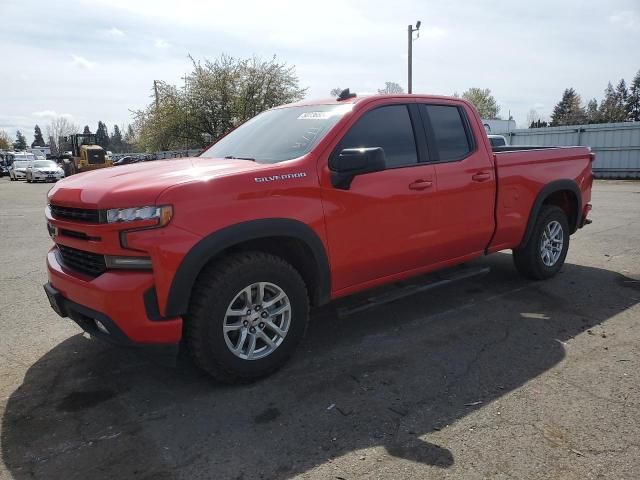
[330,147,387,189]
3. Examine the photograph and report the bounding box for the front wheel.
[186,252,309,383]
[513,205,570,280]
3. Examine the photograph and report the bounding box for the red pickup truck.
[43,93,593,382]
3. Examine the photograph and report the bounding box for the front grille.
[58,245,106,278]
[50,204,103,223]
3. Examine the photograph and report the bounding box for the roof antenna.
[337,88,357,101]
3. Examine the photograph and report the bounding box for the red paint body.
[45,95,593,345]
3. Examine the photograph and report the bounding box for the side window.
[339,105,418,168]
[424,105,472,161]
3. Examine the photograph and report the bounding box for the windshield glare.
[34,161,56,168]
[200,104,353,163]
[14,161,28,168]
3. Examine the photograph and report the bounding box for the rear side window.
[339,105,417,168]
[424,105,472,161]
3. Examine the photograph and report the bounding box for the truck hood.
[47,157,262,208]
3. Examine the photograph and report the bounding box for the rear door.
[319,101,438,292]
[418,103,496,262]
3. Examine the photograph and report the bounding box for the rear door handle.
[408,179,433,190]
[472,171,492,182]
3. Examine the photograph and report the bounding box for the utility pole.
[153,80,160,111]
[407,21,421,94]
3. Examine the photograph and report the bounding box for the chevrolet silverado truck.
[43,92,593,383]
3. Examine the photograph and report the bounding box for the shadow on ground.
[3,253,638,479]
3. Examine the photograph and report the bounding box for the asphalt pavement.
[1,178,639,479]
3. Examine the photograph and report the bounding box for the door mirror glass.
[330,147,387,189]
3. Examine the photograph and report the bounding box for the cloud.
[32,110,74,120]
[71,54,95,70]
[154,38,170,48]
[105,27,125,37]
[609,11,640,29]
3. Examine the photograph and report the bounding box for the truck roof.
[278,93,474,109]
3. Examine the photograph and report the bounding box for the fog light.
[104,255,152,269]
[95,320,109,334]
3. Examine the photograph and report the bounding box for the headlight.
[106,205,173,225]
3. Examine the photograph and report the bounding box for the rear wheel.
[186,252,309,383]
[513,205,569,280]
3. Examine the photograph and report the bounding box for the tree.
[330,87,343,97]
[626,70,640,121]
[527,109,548,128]
[461,88,500,119]
[95,121,110,149]
[32,125,45,147]
[110,124,123,152]
[83,125,91,134]
[46,117,79,156]
[550,88,586,126]
[0,129,12,150]
[586,98,600,124]
[13,130,27,150]
[133,54,307,151]
[598,81,627,123]
[123,124,136,151]
[377,82,404,95]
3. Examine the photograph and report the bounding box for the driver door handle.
[408,179,433,190]
[472,171,492,182]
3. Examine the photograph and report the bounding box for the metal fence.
[497,122,640,179]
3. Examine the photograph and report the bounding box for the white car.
[9,160,31,181]
[26,160,65,183]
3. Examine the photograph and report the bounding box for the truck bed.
[488,146,593,253]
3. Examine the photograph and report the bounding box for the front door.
[319,102,438,292]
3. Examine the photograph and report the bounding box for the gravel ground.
[0,178,639,480]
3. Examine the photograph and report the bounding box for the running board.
[337,266,491,318]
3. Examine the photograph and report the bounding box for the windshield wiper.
[224,155,256,161]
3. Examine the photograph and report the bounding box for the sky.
[1,0,639,144]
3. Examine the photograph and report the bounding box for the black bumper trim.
[43,282,179,357]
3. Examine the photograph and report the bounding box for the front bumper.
[46,247,183,345]
[13,171,26,179]
[32,172,64,181]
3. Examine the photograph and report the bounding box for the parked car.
[488,134,508,147]
[26,160,65,183]
[9,160,32,181]
[43,93,594,383]
[113,156,139,166]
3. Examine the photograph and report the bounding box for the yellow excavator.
[58,133,112,175]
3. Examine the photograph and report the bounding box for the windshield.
[13,161,29,168]
[34,161,56,168]
[200,104,353,163]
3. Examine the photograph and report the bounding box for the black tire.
[513,205,570,280]
[186,252,309,383]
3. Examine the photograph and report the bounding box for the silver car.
[26,160,65,183]
[9,161,30,181]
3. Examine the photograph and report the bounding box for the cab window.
[338,105,418,168]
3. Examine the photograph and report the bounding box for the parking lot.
[0,178,639,479]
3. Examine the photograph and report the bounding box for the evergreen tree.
[598,82,626,123]
[550,88,586,126]
[13,130,27,150]
[615,79,629,122]
[626,69,640,121]
[124,124,136,151]
[586,98,600,124]
[95,121,110,149]
[83,125,91,134]
[32,125,45,147]
[110,124,123,152]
